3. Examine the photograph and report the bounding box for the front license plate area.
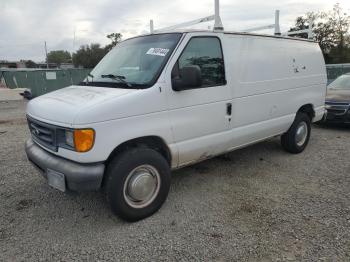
[47,169,66,192]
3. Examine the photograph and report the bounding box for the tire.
[105,148,171,222]
[281,113,311,154]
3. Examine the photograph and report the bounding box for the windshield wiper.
[101,74,132,87]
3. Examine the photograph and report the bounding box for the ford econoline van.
[25,30,326,221]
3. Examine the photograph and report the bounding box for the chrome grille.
[325,102,349,116]
[27,117,57,151]
[325,101,349,106]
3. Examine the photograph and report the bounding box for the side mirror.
[172,65,202,91]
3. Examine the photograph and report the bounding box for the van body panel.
[26,31,327,170]
[163,32,326,167]
[27,85,137,125]
[163,32,232,165]
[28,83,178,165]
[59,108,177,165]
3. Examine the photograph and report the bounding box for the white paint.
[214,0,223,30]
[274,10,281,35]
[27,30,327,169]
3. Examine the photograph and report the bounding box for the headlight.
[65,130,74,147]
[62,128,95,152]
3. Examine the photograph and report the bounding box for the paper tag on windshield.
[146,48,169,57]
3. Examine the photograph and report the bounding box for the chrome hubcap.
[295,121,308,146]
[123,165,160,208]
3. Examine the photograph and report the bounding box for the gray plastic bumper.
[25,139,105,192]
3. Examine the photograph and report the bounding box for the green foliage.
[289,3,350,63]
[72,32,123,68]
[105,33,122,52]
[24,60,37,68]
[289,16,310,39]
[47,50,71,65]
[326,46,350,64]
[72,43,107,68]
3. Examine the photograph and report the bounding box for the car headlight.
[63,128,95,152]
[65,130,74,147]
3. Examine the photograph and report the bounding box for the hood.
[27,85,136,125]
[326,88,350,103]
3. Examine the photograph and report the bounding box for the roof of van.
[145,29,316,43]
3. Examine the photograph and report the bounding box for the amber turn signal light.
[73,129,95,152]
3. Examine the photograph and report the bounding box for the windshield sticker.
[146,48,169,57]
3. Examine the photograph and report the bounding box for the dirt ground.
[0,88,25,101]
[0,100,349,261]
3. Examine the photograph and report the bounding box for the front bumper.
[324,107,350,123]
[25,139,105,192]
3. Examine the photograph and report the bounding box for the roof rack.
[150,0,313,40]
[282,20,314,39]
[242,10,281,35]
[150,0,223,34]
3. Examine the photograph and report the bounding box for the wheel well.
[106,136,172,166]
[297,104,315,120]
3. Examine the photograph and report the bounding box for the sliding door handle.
[226,103,232,116]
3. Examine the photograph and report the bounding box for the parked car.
[324,73,350,123]
[25,30,327,221]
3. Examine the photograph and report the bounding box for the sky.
[0,0,349,62]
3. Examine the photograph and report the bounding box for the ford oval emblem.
[32,127,40,136]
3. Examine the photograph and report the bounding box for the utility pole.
[44,41,49,69]
[72,27,76,66]
[150,20,154,34]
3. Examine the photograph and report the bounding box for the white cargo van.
[25,30,326,221]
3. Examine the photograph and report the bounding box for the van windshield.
[81,33,182,89]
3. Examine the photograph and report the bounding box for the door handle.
[226,103,232,116]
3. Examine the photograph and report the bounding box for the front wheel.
[281,113,311,154]
[105,148,171,222]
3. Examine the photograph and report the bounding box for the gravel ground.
[0,100,350,261]
[0,89,25,101]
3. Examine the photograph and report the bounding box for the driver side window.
[172,37,226,89]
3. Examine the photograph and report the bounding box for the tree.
[105,33,122,51]
[288,16,311,39]
[329,4,350,49]
[327,46,350,64]
[24,60,37,68]
[72,43,107,68]
[47,50,71,65]
[289,4,350,63]
[72,32,122,68]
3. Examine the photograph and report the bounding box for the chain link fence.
[326,64,350,84]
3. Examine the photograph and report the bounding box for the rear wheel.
[105,148,171,222]
[281,113,311,154]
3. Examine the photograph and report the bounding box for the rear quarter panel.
[224,35,326,147]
